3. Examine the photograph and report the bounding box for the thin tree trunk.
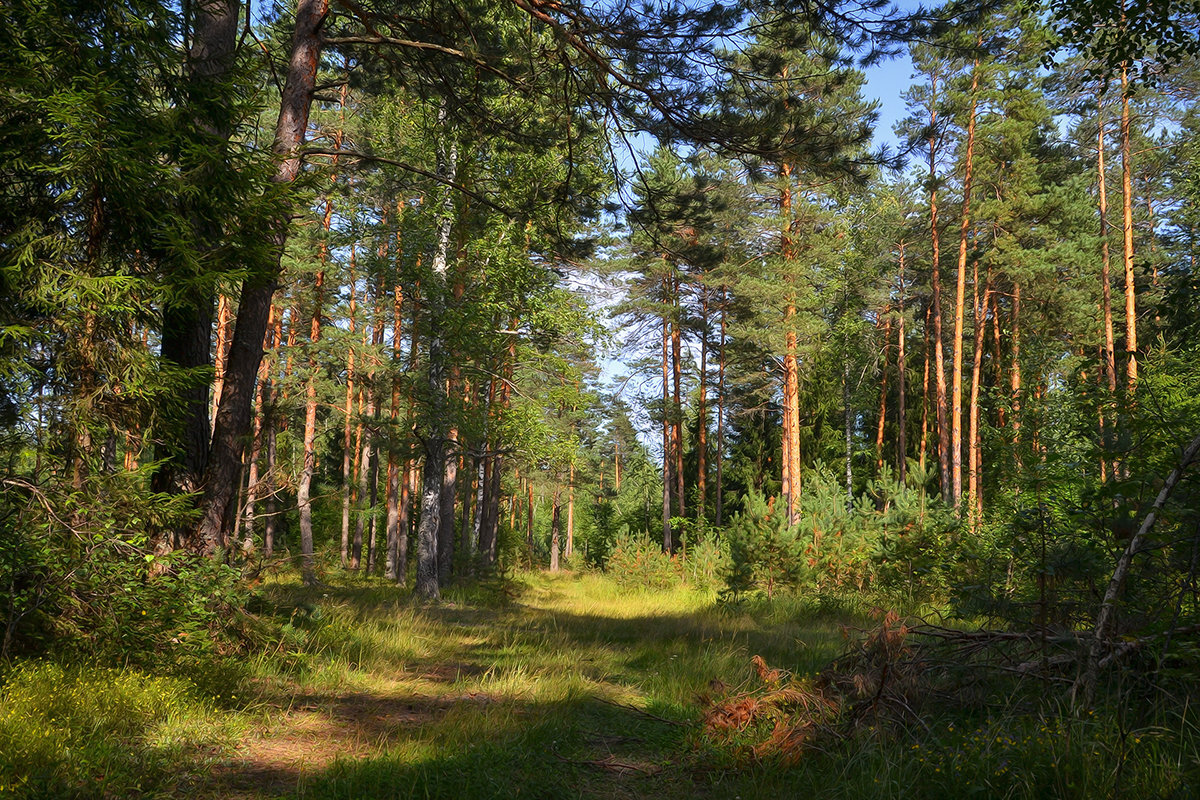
[927,69,951,503]
[526,480,535,565]
[1011,284,1022,467]
[566,461,575,559]
[385,280,404,581]
[296,268,324,582]
[844,353,852,507]
[671,273,685,522]
[1120,65,1138,393]
[342,253,358,568]
[896,244,908,486]
[1098,97,1118,482]
[242,305,276,546]
[550,488,561,572]
[920,304,931,476]
[211,293,233,433]
[715,289,727,527]
[697,287,708,519]
[950,59,979,512]
[876,315,891,475]
[661,304,673,552]
[968,266,992,530]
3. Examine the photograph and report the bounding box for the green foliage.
[722,468,959,602]
[605,531,680,590]
[722,490,808,600]
[0,464,262,672]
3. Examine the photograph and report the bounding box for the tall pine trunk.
[927,70,951,503]
[896,244,908,486]
[661,308,673,552]
[196,0,328,551]
[950,59,979,511]
[968,266,992,530]
[715,290,727,527]
[1120,66,1138,393]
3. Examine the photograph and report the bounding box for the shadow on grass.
[209,693,697,800]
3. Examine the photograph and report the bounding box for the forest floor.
[6,571,1199,798]
[198,571,856,799]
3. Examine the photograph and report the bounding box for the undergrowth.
[3,570,1199,799]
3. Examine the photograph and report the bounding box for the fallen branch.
[1077,430,1200,705]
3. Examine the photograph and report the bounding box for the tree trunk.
[671,273,685,522]
[1010,283,1022,467]
[566,461,575,559]
[715,289,727,527]
[896,244,908,486]
[211,294,233,433]
[342,253,358,568]
[876,315,890,476]
[920,304,931,476]
[153,0,239,517]
[195,0,329,553]
[385,282,405,581]
[968,267,992,531]
[927,70,951,503]
[415,108,457,600]
[661,307,673,552]
[950,60,979,512]
[1097,97,1118,481]
[697,287,708,519]
[1120,65,1138,393]
[242,305,276,547]
[550,488,561,572]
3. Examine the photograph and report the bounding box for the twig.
[595,696,690,727]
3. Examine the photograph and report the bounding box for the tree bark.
[968,266,991,530]
[661,300,673,553]
[896,244,908,486]
[927,69,951,503]
[343,252,359,567]
[153,0,239,517]
[1097,97,1118,482]
[697,287,708,519]
[415,109,457,600]
[550,488,561,572]
[715,289,727,527]
[195,0,329,553]
[876,315,890,476]
[1120,65,1138,393]
[950,59,979,511]
[241,305,275,547]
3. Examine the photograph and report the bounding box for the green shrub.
[605,530,679,589]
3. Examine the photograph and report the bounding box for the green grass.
[0,662,241,798]
[3,570,1200,798]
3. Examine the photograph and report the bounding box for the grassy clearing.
[4,571,1200,798]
